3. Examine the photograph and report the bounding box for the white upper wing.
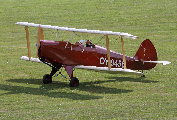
[15,22,139,39]
[74,65,143,76]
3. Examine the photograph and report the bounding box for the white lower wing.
[74,66,143,76]
[20,56,42,63]
[143,61,171,65]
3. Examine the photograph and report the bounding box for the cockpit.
[76,39,95,48]
[86,40,95,48]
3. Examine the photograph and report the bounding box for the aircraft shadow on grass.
[1,77,158,100]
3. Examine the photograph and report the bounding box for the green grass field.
[0,0,176,119]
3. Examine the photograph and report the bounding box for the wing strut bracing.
[40,28,44,40]
[121,37,127,69]
[25,26,31,60]
[106,35,111,70]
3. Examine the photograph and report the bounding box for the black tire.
[70,77,79,87]
[43,74,52,84]
[141,74,145,77]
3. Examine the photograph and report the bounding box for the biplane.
[16,22,171,87]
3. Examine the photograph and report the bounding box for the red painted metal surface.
[38,39,157,73]
[63,65,73,79]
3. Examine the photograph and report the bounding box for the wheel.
[141,74,145,77]
[70,77,79,87]
[43,74,52,84]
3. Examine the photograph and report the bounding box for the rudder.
[132,39,158,70]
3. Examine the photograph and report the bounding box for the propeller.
[25,26,31,60]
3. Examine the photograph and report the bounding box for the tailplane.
[129,39,171,70]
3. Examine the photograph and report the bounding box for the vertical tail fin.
[134,39,158,61]
[131,39,158,70]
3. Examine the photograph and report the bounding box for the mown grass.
[0,0,176,119]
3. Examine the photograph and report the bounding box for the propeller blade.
[25,26,31,60]
[36,25,41,57]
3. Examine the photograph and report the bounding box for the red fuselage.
[38,40,157,70]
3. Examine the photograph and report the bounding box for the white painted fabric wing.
[16,22,139,39]
[20,56,42,63]
[74,65,143,76]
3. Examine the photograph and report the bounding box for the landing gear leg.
[63,65,79,87]
[43,65,62,84]
[141,70,145,77]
